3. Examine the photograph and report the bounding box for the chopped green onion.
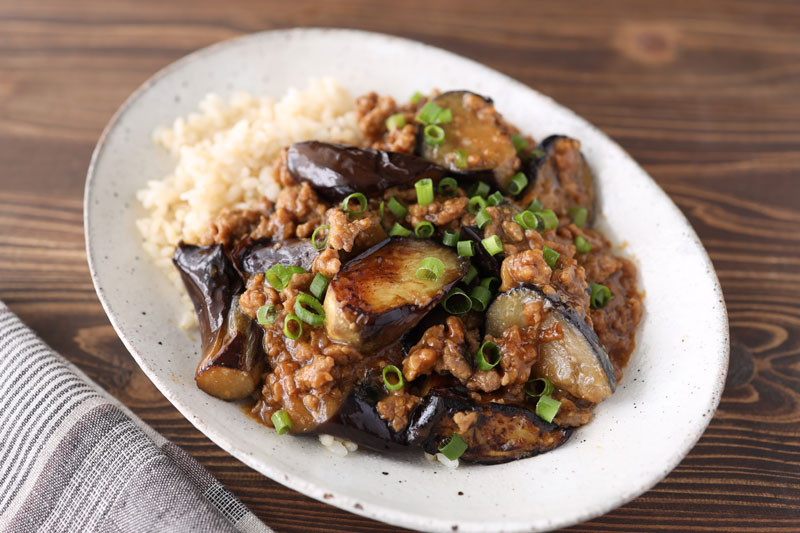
[438,177,459,196]
[463,265,478,285]
[457,240,475,257]
[531,148,546,159]
[285,265,305,276]
[486,191,504,207]
[415,178,434,205]
[438,433,468,461]
[256,305,277,326]
[481,235,504,256]
[535,209,559,231]
[470,285,492,312]
[417,101,452,125]
[311,225,329,249]
[568,206,588,228]
[388,222,412,237]
[414,221,435,239]
[453,149,468,169]
[387,196,408,218]
[416,257,444,281]
[525,377,554,398]
[266,264,291,290]
[475,208,492,229]
[536,395,561,423]
[410,91,423,104]
[382,365,404,391]
[283,313,302,340]
[424,124,445,146]
[310,273,329,300]
[294,293,325,327]
[467,195,487,214]
[480,277,500,293]
[542,246,560,270]
[526,197,543,212]
[385,113,406,131]
[475,341,501,370]
[590,282,613,309]
[379,200,385,224]
[513,210,538,230]
[575,235,592,254]
[271,409,292,435]
[468,181,490,199]
[442,287,472,315]
[507,172,529,196]
[511,133,529,154]
[442,230,460,247]
[341,192,367,215]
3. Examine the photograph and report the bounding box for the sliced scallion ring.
[266,264,290,290]
[479,277,500,293]
[385,113,406,131]
[568,206,588,228]
[575,235,592,254]
[486,191,504,207]
[481,235,503,256]
[382,365,404,391]
[417,100,452,125]
[388,222,412,237]
[511,133,529,154]
[285,265,305,276]
[311,224,329,249]
[294,293,325,327]
[283,313,303,340]
[467,181,490,199]
[415,178,434,205]
[590,282,613,309]
[467,195,487,215]
[410,91,423,104]
[463,265,478,285]
[507,172,529,195]
[256,305,277,326]
[513,210,538,230]
[341,192,367,215]
[442,287,472,315]
[470,285,492,312]
[475,340,501,370]
[442,230,459,247]
[309,273,329,301]
[524,377,554,398]
[438,433,468,461]
[387,196,408,218]
[535,395,561,423]
[414,220,435,239]
[438,177,459,196]
[535,209,559,231]
[542,246,560,270]
[424,124,446,146]
[271,409,292,435]
[453,150,468,169]
[457,240,475,257]
[526,197,543,212]
[416,257,445,281]
[475,208,492,229]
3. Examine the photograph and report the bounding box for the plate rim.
[84,27,730,532]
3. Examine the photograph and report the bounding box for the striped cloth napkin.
[0,302,273,533]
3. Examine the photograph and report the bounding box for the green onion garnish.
[535,395,561,423]
[542,246,560,270]
[590,282,613,309]
[442,287,472,315]
[256,305,277,326]
[388,222,412,237]
[468,181,490,199]
[310,273,329,300]
[410,91,423,104]
[416,257,444,281]
[453,149,468,169]
[507,172,529,196]
[438,177,459,196]
[379,200,385,224]
[463,265,478,285]
[387,196,408,218]
[457,240,475,257]
[271,409,292,435]
[283,313,302,340]
[294,293,325,327]
[467,195,487,215]
[438,433,468,461]
[525,377,554,398]
[568,206,588,228]
[415,178,434,205]
[382,365,404,391]
[535,209,559,231]
[442,230,460,247]
[511,133,529,154]
[513,210,538,230]
[470,285,492,312]
[486,191,504,207]
[414,221,435,239]
[531,148,546,159]
[417,101,452,125]
[475,208,492,229]
[341,192,367,215]
[266,264,291,290]
[285,265,305,276]
[424,124,445,146]
[311,224,329,249]
[480,277,500,293]
[481,235,504,256]
[526,197,543,212]
[385,113,406,131]
[475,340,501,370]
[575,235,592,254]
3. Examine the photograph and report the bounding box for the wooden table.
[2,1,798,531]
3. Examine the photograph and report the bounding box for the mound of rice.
[135,78,364,325]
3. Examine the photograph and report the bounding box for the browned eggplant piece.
[486,284,616,403]
[520,135,595,222]
[287,141,447,201]
[234,238,318,277]
[406,388,572,464]
[416,91,519,191]
[324,237,468,350]
[460,226,502,278]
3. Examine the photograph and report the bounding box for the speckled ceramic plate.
[84,29,729,533]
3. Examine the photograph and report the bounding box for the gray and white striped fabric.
[0,302,272,533]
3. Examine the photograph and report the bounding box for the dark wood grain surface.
[1,0,799,531]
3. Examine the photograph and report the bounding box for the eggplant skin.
[407,389,571,465]
[234,238,318,277]
[287,141,447,201]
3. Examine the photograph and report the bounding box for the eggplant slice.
[486,284,616,403]
[234,238,318,278]
[416,91,519,191]
[287,141,447,201]
[324,237,468,350]
[407,388,571,464]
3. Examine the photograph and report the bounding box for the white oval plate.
[85,29,729,533]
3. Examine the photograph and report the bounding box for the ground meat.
[453,411,478,434]
[201,198,272,247]
[500,249,552,292]
[377,391,421,432]
[295,355,335,390]
[239,274,280,319]
[553,394,594,427]
[312,247,341,278]
[498,326,538,387]
[407,196,469,226]
[403,317,471,381]
[467,369,503,393]
[326,208,373,252]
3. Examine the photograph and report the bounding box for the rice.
[135,78,363,326]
